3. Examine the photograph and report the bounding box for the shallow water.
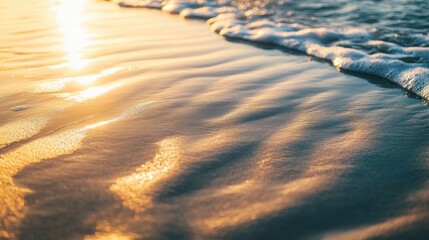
[1,0,429,239]
[117,0,429,99]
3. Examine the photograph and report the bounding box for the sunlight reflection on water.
[52,0,89,70]
[56,82,123,102]
[2,0,428,238]
[0,129,85,239]
[35,67,125,93]
[0,101,152,239]
[110,137,182,213]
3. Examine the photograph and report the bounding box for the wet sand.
[1,0,429,239]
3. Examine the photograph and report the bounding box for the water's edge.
[112,0,429,100]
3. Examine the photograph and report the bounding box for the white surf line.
[0,101,152,240]
[112,0,429,100]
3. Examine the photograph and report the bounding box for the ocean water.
[1,0,429,239]
[117,0,429,99]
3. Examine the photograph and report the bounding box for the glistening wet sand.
[1,0,428,239]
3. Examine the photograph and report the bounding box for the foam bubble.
[114,0,429,99]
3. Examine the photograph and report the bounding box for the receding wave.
[112,0,429,99]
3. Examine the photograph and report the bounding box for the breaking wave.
[113,0,429,99]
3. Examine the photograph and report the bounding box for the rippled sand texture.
[1,0,429,239]
[111,137,183,213]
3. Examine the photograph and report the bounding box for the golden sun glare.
[53,0,89,70]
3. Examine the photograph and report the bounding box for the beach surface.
[1,0,429,239]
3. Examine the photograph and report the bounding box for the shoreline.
[110,0,429,101]
[1,0,429,239]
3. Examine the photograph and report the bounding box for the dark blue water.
[272,0,429,35]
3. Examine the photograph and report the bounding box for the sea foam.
[113,0,429,99]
